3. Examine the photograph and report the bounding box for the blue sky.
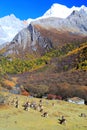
[0,0,86,20]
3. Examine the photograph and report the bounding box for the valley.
[0,3,87,130]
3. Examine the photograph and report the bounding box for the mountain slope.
[0,36,87,101]
[0,3,87,102]
[13,41,87,100]
[4,10,87,58]
[0,3,87,46]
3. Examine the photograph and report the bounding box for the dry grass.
[0,92,87,130]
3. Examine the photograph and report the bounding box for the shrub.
[47,94,56,100]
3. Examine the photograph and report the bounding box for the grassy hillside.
[0,93,87,130]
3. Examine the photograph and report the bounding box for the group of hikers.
[10,98,49,118]
[9,97,67,124]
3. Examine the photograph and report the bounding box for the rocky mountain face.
[5,9,87,57]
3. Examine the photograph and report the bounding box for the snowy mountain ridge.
[0,14,28,45]
[0,3,87,46]
[42,3,87,18]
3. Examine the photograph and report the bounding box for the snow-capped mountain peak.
[0,14,28,45]
[43,3,71,18]
[80,5,87,14]
[42,3,87,18]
